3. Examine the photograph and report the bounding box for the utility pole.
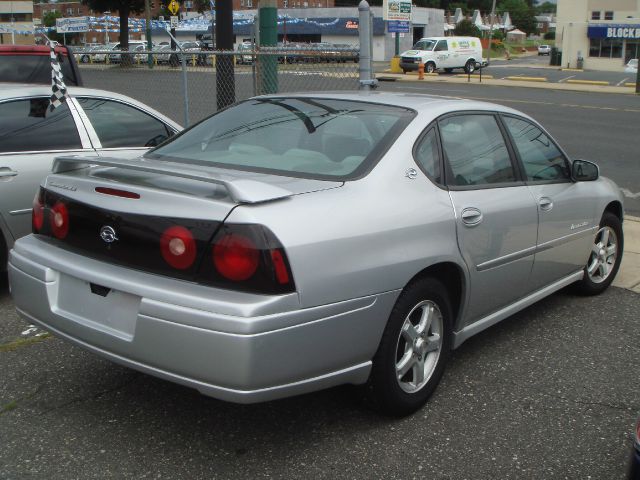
[145,0,153,68]
[215,0,235,109]
[259,0,278,94]
[486,0,496,65]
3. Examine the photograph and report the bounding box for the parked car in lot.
[0,44,83,86]
[8,92,624,416]
[538,44,551,55]
[630,416,640,479]
[108,41,147,63]
[0,84,181,269]
[92,43,118,63]
[77,45,105,63]
[625,58,638,74]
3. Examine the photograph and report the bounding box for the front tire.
[366,277,452,416]
[425,62,436,74]
[573,212,623,295]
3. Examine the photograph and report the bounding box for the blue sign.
[587,24,640,39]
[388,21,410,33]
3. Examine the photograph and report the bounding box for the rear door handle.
[539,197,553,211]
[0,168,18,178]
[461,207,483,226]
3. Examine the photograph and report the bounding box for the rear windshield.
[146,97,415,180]
[0,53,80,86]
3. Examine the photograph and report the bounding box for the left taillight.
[50,201,70,239]
[32,189,45,233]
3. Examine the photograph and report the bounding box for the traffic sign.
[168,0,180,15]
[388,20,410,33]
[170,16,179,28]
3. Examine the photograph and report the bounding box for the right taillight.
[207,223,295,294]
[32,189,45,233]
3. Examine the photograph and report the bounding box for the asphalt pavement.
[1,273,638,479]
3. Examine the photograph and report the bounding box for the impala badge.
[100,226,118,243]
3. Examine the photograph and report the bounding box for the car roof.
[255,91,527,119]
[0,45,70,56]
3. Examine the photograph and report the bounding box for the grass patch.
[0,333,52,353]
[0,400,18,415]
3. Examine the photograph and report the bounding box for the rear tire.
[81,55,90,63]
[366,277,452,417]
[573,212,623,295]
[464,59,475,74]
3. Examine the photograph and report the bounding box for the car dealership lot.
[0,275,638,478]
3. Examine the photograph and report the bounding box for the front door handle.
[539,197,553,211]
[461,207,483,226]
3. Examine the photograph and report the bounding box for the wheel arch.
[604,200,623,222]
[406,261,466,328]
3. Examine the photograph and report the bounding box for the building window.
[589,38,623,58]
[626,40,640,62]
[66,7,73,15]
[591,11,601,20]
[604,11,614,20]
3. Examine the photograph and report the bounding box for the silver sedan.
[0,84,181,268]
[8,92,624,416]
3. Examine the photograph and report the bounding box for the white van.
[399,36,483,74]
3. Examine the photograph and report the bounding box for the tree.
[498,0,537,35]
[535,1,556,14]
[43,11,64,43]
[453,18,481,37]
[82,0,146,54]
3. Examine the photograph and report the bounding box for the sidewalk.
[614,216,640,293]
[374,71,637,95]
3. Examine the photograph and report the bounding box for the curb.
[615,215,640,293]
[505,76,547,82]
[566,79,610,86]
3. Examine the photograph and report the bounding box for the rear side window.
[439,114,516,187]
[77,97,173,148]
[0,98,81,153]
[0,54,79,86]
[414,128,441,183]
[502,116,569,182]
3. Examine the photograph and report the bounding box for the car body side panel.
[527,181,601,290]
[449,186,539,326]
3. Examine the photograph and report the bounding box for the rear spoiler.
[52,155,292,204]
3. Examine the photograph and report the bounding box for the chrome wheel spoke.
[401,319,418,342]
[396,351,415,379]
[587,257,600,275]
[417,304,433,335]
[425,333,441,353]
[606,245,617,257]
[592,243,601,255]
[413,358,426,386]
[601,228,610,246]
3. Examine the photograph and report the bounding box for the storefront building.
[557,0,639,70]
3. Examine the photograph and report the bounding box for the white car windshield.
[412,40,437,51]
[147,97,415,180]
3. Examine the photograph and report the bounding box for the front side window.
[77,97,173,148]
[413,40,437,51]
[147,98,415,180]
[434,40,448,52]
[0,98,81,153]
[439,114,515,187]
[502,116,569,182]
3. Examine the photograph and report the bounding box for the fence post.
[181,52,190,127]
[358,0,377,90]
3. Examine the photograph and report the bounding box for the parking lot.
[1,61,640,478]
[1,273,639,479]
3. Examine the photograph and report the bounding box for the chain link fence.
[74,46,360,127]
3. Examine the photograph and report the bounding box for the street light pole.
[145,0,152,68]
[486,0,496,65]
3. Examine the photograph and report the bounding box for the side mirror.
[571,159,599,182]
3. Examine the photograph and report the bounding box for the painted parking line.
[617,77,630,86]
[558,75,576,83]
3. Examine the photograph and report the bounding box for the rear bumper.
[9,235,397,403]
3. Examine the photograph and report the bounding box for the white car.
[538,45,551,56]
[0,84,181,268]
[625,58,638,73]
